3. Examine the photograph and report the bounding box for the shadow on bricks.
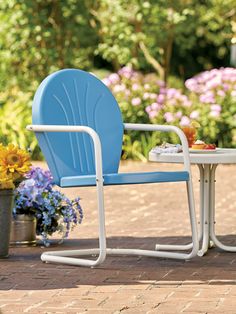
[0,235,236,291]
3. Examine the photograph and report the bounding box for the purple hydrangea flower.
[210,110,220,118]
[210,104,221,112]
[190,110,199,119]
[131,97,141,106]
[185,68,236,98]
[145,106,152,113]
[144,83,150,90]
[108,73,120,84]
[13,166,83,246]
[180,116,190,126]
[132,83,139,91]
[143,92,150,100]
[148,111,158,119]
[118,66,133,79]
[157,94,165,103]
[231,90,236,98]
[102,78,111,86]
[164,112,174,123]
[151,102,160,110]
[175,111,183,118]
[199,92,215,104]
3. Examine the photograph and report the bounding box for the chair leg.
[155,180,199,257]
[41,177,107,267]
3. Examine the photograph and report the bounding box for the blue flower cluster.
[14,167,83,246]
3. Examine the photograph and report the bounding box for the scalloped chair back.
[32,69,123,185]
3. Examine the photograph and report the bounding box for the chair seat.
[60,171,189,187]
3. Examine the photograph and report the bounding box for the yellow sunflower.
[0,144,31,181]
[0,171,14,190]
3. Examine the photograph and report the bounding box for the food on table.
[181,121,216,150]
[204,143,216,150]
[191,140,216,150]
[191,140,206,150]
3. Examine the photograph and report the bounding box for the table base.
[155,163,236,256]
[199,164,236,255]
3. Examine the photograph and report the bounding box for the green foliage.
[0,0,234,85]
[92,0,235,79]
[0,0,98,90]
[122,132,163,162]
[0,89,40,159]
[0,0,98,158]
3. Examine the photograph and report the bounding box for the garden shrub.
[103,66,193,160]
[0,88,40,160]
[185,67,236,147]
[92,0,234,80]
[103,67,236,160]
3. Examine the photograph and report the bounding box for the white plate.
[189,148,221,154]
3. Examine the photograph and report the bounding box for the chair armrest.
[27,124,97,137]
[124,123,191,172]
[26,124,103,184]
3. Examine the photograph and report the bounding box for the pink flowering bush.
[103,67,194,126]
[103,67,195,159]
[103,67,158,125]
[103,67,236,160]
[185,67,236,146]
[103,67,195,161]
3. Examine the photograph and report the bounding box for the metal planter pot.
[0,189,14,257]
[10,214,37,246]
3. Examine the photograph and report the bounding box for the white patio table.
[149,148,236,256]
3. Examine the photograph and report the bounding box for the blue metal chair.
[27,69,199,267]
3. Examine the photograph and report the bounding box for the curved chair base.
[210,233,236,252]
[41,179,199,267]
[41,247,196,267]
[155,243,193,251]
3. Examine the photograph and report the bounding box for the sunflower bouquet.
[0,143,31,190]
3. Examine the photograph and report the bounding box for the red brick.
[0,161,236,313]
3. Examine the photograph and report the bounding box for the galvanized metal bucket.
[0,189,14,257]
[10,214,37,246]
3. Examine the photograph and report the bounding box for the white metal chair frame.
[27,123,199,267]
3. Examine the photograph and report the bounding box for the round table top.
[149,148,236,164]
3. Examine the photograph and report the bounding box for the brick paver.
[1,161,236,313]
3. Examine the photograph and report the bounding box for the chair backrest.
[32,69,124,185]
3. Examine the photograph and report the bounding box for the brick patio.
[1,161,236,313]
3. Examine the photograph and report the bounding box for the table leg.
[156,160,236,256]
[209,164,236,252]
[198,165,204,242]
[198,164,211,256]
